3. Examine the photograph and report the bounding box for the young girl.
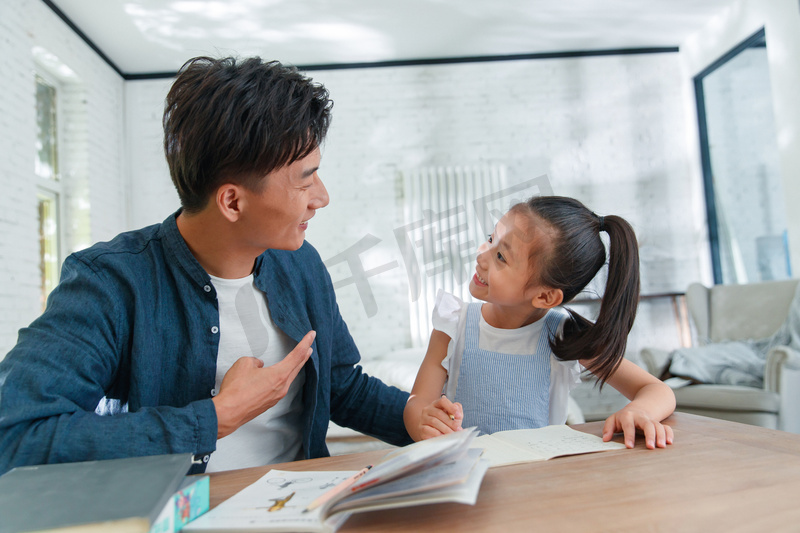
[404,196,675,449]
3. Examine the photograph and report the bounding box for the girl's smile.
[468,210,557,329]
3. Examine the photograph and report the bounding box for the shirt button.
[210,388,217,397]
[203,454,210,463]
[203,285,212,292]
[211,326,219,334]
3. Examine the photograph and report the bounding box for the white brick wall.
[0,1,39,358]
[126,54,704,359]
[125,79,178,229]
[0,0,126,358]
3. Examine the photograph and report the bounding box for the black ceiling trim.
[125,71,183,81]
[125,47,680,80]
[41,0,125,78]
[42,0,678,80]
[298,47,679,72]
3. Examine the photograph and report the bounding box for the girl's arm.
[583,358,676,450]
[403,330,463,441]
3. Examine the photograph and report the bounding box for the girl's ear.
[216,184,243,222]
[531,287,563,309]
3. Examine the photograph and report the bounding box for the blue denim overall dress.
[453,303,565,435]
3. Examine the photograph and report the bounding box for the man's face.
[238,147,329,252]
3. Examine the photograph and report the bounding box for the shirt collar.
[158,209,213,290]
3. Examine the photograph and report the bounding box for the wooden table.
[206,413,800,532]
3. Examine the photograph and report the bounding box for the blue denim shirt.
[0,212,411,475]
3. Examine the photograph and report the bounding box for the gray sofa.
[641,279,800,433]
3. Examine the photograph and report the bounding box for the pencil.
[441,393,455,420]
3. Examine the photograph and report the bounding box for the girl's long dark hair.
[513,196,640,385]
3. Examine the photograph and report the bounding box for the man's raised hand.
[212,330,315,438]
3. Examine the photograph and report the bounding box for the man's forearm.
[0,399,217,475]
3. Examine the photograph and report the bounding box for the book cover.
[0,453,193,533]
[149,475,210,533]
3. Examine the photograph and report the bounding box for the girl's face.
[469,210,554,309]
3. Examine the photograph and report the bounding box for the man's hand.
[212,330,315,438]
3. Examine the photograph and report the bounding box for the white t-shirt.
[205,274,305,472]
[433,290,582,425]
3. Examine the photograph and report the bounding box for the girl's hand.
[416,396,463,440]
[602,404,674,450]
[591,358,676,450]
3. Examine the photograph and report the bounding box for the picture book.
[472,424,627,467]
[184,428,488,533]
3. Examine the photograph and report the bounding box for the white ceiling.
[48,0,738,76]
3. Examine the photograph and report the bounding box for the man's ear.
[531,287,563,309]
[216,184,243,222]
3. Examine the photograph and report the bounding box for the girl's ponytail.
[518,197,641,385]
[569,215,640,384]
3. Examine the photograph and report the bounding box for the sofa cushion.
[674,384,780,412]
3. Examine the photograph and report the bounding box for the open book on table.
[472,424,627,468]
[183,428,488,533]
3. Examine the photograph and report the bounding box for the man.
[0,56,411,475]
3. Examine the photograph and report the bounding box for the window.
[694,29,791,284]
[37,192,60,309]
[35,73,63,309]
[35,74,59,181]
